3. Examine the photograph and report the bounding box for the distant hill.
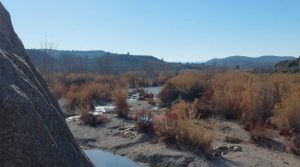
[27,49,107,58]
[205,55,296,69]
[25,49,203,73]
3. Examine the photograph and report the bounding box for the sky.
[1,0,300,62]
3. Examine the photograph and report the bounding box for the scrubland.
[47,70,300,156]
[157,70,300,155]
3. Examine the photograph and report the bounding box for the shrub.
[190,98,213,119]
[113,89,129,118]
[240,77,277,129]
[76,101,108,126]
[212,71,250,119]
[168,71,210,101]
[47,73,127,110]
[274,84,300,134]
[52,83,67,99]
[158,82,180,107]
[158,71,175,85]
[134,110,153,133]
[158,71,213,107]
[154,101,215,153]
[80,113,109,127]
[213,71,279,128]
[76,101,91,116]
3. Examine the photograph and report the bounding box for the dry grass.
[46,70,300,154]
[76,101,91,116]
[213,71,250,119]
[213,72,284,129]
[76,101,109,126]
[154,101,215,153]
[123,71,162,87]
[134,110,153,133]
[240,77,277,129]
[158,71,176,85]
[274,84,300,134]
[158,82,180,107]
[158,71,212,106]
[52,83,67,98]
[46,73,127,110]
[159,70,300,135]
[113,89,129,118]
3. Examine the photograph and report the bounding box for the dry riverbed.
[65,87,300,167]
[67,114,300,167]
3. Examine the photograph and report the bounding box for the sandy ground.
[67,114,300,167]
[64,88,300,167]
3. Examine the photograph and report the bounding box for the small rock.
[225,136,243,144]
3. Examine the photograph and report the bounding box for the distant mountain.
[25,49,203,73]
[205,55,296,69]
[27,49,107,58]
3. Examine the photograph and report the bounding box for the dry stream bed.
[65,87,300,167]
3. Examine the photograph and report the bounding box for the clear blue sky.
[1,0,300,62]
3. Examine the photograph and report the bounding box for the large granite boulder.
[0,2,94,167]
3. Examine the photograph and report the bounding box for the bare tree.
[40,37,57,74]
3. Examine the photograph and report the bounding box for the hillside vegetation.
[275,57,300,73]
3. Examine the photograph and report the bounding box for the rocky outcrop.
[0,2,93,167]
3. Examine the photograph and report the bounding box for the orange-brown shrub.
[158,82,180,107]
[168,71,212,101]
[158,71,213,107]
[52,83,67,98]
[47,73,127,110]
[154,101,215,153]
[274,84,300,134]
[113,89,129,118]
[76,101,109,126]
[158,71,176,85]
[134,110,153,133]
[160,71,300,133]
[240,77,278,129]
[76,101,91,116]
[213,71,250,119]
[190,98,213,119]
[123,71,159,87]
[80,114,109,127]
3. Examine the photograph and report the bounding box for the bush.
[47,73,127,110]
[212,71,281,129]
[76,101,91,116]
[76,101,109,126]
[80,114,109,127]
[113,89,129,118]
[212,71,250,119]
[190,98,213,119]
[240,77,277,129]
[52,83,67,99]
[134,110,153,133]
[158,71,175,85]
[154,101,215,153]
[274,84,300,134]
[158,71,213,107]
[158,82,180,107]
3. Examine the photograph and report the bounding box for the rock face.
[0,3,93,167]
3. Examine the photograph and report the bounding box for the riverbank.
[67,114,300,167]
[64,86,300,166]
